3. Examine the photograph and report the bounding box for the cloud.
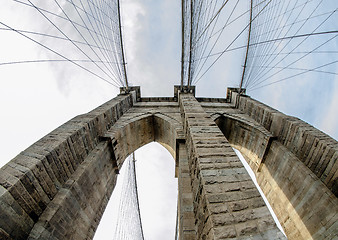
[122,0,181,97]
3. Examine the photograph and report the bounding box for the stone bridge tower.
[0,86,337,240]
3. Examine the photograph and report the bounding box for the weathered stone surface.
[205,88,338,239]
[0,91,136,239]
[28,142,118,239]
[229,90,338,196]
[179,93,284,239]
[178,143,196,239]
[0,86,336,240]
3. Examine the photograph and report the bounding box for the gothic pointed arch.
[103,112,184,171]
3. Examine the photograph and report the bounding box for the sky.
[0,0,337,239]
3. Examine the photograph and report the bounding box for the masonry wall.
[203,89,338,239]
[0,91,137,239]
[179,93,285,239]
[177,142,196,239]
[28,142,118,239]
[0,86,336,240]
[236,92,337,197]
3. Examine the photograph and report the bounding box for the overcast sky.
[0,0,337,239]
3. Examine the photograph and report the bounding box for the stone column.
[177,142,196,239]
[179,92,286,240]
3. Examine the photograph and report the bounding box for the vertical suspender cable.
[117,0,129,91]
[181,0,185,89]
[187,0,194,88]
[132,152,145,240]
[175,204,179,240]
[237,0,253,107]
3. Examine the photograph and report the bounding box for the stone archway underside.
[0,87,336,240]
